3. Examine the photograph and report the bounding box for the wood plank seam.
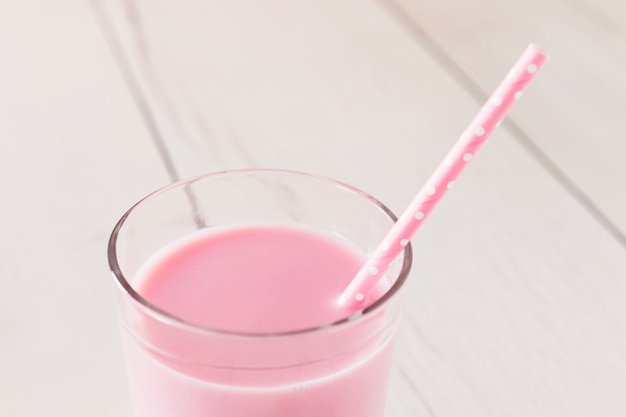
[88,0,181,183]
[376,0,626,249]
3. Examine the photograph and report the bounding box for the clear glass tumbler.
[108,169,412,417]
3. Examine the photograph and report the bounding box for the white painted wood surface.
[389,0,626,237]
[1,0,625,416]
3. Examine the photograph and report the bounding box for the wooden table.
[2,0,625,415]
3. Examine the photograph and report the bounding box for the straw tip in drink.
[337,291,367,312]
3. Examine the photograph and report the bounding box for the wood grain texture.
[1,0,624,416]
[98,0,626,416]
[385,0,626,240]
[0,1,166,416]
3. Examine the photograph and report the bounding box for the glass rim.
[107,168,412,338]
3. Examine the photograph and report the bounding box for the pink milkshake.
[109,170,411,417]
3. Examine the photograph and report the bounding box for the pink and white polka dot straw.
[339,44,549,309]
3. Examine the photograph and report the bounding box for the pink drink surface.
[139,224,365,333]
[124,225,399,417]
